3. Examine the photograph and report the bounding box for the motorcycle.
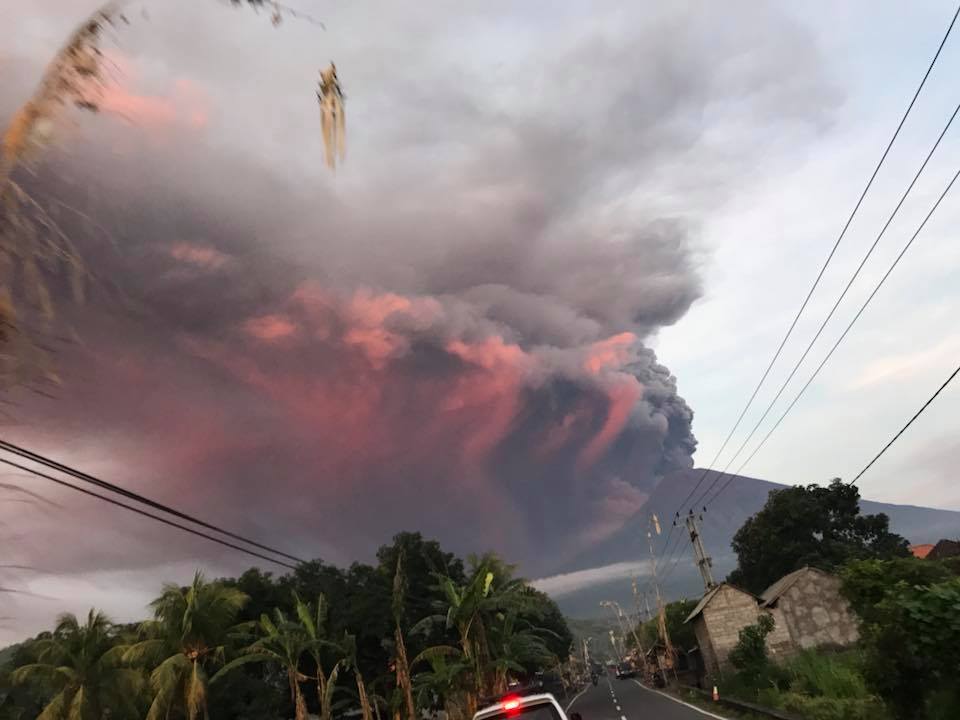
[590,673,598,687]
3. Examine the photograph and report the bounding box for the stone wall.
[779,570,860,649]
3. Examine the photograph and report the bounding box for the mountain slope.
[547,469,960,616]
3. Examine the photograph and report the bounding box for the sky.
[2,0,960,643]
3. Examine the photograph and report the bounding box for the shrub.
[777,693,891,720]
[786,650,870,700]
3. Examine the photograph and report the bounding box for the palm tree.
[211,607,311,720]
[341,633,375,720]
[391,551,416,720]
[486,611,556,696]
[123,571,248,720]
[12,608,143,720]
[413,554,527,706]
[411,647,470,720]
[294,592,342,720]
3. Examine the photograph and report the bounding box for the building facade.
[760,567,860,650]
[686,583,794,676]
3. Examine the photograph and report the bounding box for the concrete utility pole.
[684,509,716,591]
[646,515,674,678]
[602,600,646,662]
[608,629,623,663]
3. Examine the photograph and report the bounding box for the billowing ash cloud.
[1,0,838,626]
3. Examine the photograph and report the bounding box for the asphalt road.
[566,673,717,720]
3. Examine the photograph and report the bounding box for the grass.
[720,649,892,720]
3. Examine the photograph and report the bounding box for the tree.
[515,588,572,663]
[411,649,470,719]
[414,554,527,704]
[840,557,953,625]
[859,577,960,720]
[11,609,143,720]
[726,613,788,697]
[340,633,375,720]
[728,480,909,594]
[212,608,311,720]
[390,552,416,720]
[123,572,248,720]
[294,593,342,720]
[486,610,555,695]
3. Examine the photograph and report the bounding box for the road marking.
[564,687,589,713]
[616,706,621,711]
[631,680,729,720]
[620,715,627,720]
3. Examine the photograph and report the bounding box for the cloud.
[849,335,960,390]
[169,242,230,270]
[0,0,840,639]
[531,561,652,597]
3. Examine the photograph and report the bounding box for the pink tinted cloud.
[583,332,638,375]
[578,477,649,545]
[169,242,229,270]
[341,289,441,367]
[578,376,643,469]
[445,336,535,463]
[96,53,210,131]
[244,314,298,342]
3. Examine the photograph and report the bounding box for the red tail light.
[502,697,522,712]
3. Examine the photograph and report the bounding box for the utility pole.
[647,515,674,681]
[602,600,646,664]
[684,509,716,591]
[608,629,623,664]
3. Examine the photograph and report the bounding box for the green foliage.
[515,588,572,662]
[2,534,569,720]
[785,650,871,700]
[840,557,952,625]
[9,609,144,720]
[776,693,890,720]
[859,577,960,720]
[726,650,890,720]
[728,614,780,692]
[629,598,697,653]
[729,479,910,594]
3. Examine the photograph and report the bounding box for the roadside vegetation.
[0,532,573,720]
[688,481,960,720]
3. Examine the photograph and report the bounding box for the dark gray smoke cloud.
[0,0,839,610]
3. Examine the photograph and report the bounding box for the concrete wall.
[693,617,717,676]
[765,605,798,661]
[779,571,860,649]
[700,586,762,672]
[696,586,798,676]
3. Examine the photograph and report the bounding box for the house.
[909,543,935,559]
[684,583,794,676]
[759,567,859,650]
[926,538,960,560]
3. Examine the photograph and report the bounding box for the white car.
[473,694,569,720]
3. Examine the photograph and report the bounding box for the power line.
[732,165,960,474]
[704,163,960,507]
[0,439,306,565]
[691,99,960,509]
[665,1,959,526]
[849,362,960,485]
[0,456,298,571]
